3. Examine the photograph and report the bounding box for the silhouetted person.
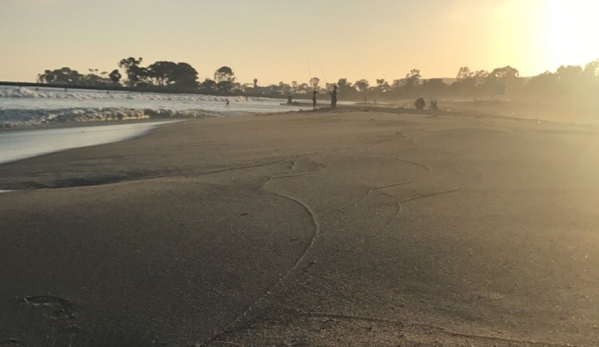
[415,97,425,110]
[287,95,293,105]
[225,98,230,106]
[312,90,317,110]
[330,85,338,108]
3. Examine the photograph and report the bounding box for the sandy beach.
[2,108,599,346]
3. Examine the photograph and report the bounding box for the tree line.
[37,57,236,94]
[36,57,599,103]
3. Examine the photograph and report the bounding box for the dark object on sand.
[286,96,301,107]
[429,100,438,111]
[415,97,425,110]
[312,91,317,110]
[281,102,301,106]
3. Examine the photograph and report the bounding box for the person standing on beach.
[312,90,317,110]
[330,85,338,108]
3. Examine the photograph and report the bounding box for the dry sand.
[1,108,599,346]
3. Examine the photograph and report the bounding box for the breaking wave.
[0,86,265,102]
[0,86,301,128]
[0,107,224,128]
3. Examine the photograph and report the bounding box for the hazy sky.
[1,0,598,85]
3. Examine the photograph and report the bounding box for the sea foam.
[0,86,301,128]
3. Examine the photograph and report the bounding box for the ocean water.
[0,86,308,127]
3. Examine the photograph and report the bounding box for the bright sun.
[542,0,599,68]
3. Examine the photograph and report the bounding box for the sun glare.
[543,0,599,68]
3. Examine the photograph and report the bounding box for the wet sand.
[0,120,179,165]
[1,109,599,346]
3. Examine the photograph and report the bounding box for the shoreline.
[0,102,597,178]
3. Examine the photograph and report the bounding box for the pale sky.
[1,0,598,85]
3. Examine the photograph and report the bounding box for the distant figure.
[364,96,368,104]
[287,95,293,105]
[330,85,338,108]
[225,98,230,106]
[312,91,317,110]
[429,100,438,111]
[415,97,425,110]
